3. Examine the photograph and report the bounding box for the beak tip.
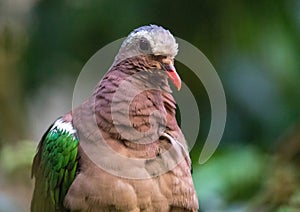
[165,61,182,91]
[176,82,182,91]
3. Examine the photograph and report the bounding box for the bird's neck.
[92,56,175,142]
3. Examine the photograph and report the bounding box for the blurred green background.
[0,0,299,211]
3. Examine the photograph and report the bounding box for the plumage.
[31,116,79,211]
[31,25,198,211]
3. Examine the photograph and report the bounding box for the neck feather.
[92,56,175,141]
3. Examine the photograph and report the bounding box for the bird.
[31,25,199,211]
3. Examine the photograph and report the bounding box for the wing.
[31,116,79,212]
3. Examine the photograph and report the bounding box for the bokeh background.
[1,0,299,211]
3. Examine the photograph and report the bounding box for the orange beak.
[166,62,181,91]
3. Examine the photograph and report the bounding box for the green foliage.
[192,146,267,211]
[277,190,300,211]
[0,140,36,183]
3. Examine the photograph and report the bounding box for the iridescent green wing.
[31,118,79,212]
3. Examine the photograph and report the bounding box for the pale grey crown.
[115,25,178,64]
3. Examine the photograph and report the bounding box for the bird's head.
[114,25,181,90]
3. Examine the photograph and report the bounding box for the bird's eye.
[139,38,150,51]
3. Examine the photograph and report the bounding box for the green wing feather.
[31,119,79,212]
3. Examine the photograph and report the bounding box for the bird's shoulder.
[31,113,79,211]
